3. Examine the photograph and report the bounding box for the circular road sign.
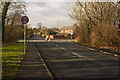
[21,16,29,24]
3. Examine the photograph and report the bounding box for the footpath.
[16,42,51,80]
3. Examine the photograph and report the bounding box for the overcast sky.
[26,2,75,28]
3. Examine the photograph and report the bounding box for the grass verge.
[2,42,27,80]
[68,39,75,42]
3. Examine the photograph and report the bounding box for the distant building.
[51,28,60,33]
[37,27,48,35]
[60,26,77,34]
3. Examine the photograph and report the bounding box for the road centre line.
[51,43,113,66]
[53,43,97,61]
[55,44,66,50]
[60,47,66,50]
[53,43,84,58]
[50,42,118,66]
[72,52,83,58]
[46,59,88,62]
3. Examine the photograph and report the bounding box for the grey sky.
[26,2,75,28]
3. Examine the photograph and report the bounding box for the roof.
[61,26,77,30]
[56,32,69,35]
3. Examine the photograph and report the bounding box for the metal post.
[24,24,26,54]
[70,31,73,39]
[21,15,29,54]
[71,34,72,39]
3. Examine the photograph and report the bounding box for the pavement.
[16,35,120,80]
[16,41,51,80]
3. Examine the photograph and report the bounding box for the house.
[54,25,77,39]
[51,28,60,33]
[60,26,77,34]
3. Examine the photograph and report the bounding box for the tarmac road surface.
[17,35,119,80]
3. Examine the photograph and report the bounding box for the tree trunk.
[2,2,10,43]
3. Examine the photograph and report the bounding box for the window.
[65,30,67,33]
[70,30,72,33]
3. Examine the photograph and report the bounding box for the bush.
[90,24,118,47]
[4,25,24,44]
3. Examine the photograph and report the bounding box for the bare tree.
[1,2,11,42]
[1,1,26,43]
[37,23,42,29]
[69,1,118,49]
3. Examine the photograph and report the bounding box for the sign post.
[70,31,73,39]
[21,16,29,54]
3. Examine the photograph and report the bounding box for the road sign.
[21,16,29,24]
[21,16,29,54]
[70,33,73,35]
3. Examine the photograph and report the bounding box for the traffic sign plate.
[21,16,29,24]
[71,33,73,35]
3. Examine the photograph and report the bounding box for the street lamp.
[117,1,120,55]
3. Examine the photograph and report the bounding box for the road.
[24,35,119,80]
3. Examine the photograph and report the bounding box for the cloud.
[26,2,74,28]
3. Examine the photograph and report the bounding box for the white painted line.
[89,48,95,51]
[78,55,83,58]
[72,52,82,58]
[100,51,103,53]
[114,54,118,57]
[60,47,66,50]
[87,58,96,60]
[53,43,83,58]
[35,44,54,80]
[72,52,78,56]
[52,43,66,50]
[55,45,58,47]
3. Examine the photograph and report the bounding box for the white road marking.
[55,45,58,47]
[78,55,83,58]
[35,44,54,80]
[88,48,95,51]
[72,52,78,56]
[100,51,103,53]
[72,52,83,58]
[60,47,66,50]
[55,44,67,50]
[54,44,83,58]
[52,43,118,66]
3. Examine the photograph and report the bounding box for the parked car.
[33,33,37,36]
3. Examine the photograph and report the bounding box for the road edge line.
[35,43,54,80]
[68,41,120,58]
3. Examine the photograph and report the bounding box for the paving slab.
[16,42,51,80]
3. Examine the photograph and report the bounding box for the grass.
[69,39,75,42]
[17,40,24,43]
[2,42,27,79]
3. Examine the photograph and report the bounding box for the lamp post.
[117,1,120,55]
